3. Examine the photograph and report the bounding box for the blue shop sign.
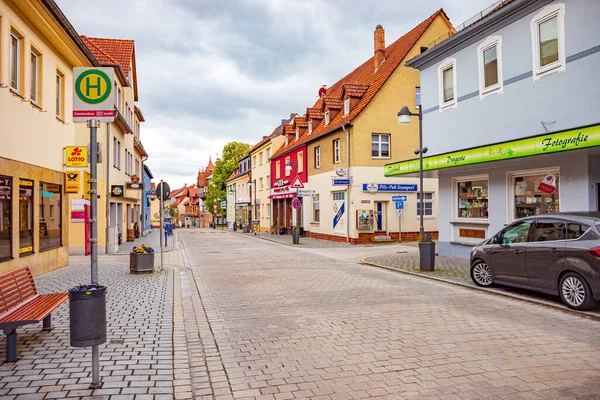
[362,183,417,192]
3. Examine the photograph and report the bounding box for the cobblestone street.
[177,229,600,399]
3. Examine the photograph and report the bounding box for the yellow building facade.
[301,11,454,243]
[0,0,97,274]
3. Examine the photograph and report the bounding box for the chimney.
[374,24,385,71]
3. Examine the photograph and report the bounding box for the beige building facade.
[0,0,97,274]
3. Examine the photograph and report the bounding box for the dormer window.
[344,99,350,116]
[324,111,330,125]
[308,120,313,134]
[295,128,299,140]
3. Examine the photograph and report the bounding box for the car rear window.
[567,222,591,240]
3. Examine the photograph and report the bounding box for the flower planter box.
[419,242,436,271]
[130,253,155,273]
[279,228,285,235]
[291,229,300,244]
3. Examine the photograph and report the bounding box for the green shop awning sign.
[384,125,600,177]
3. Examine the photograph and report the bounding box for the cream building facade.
[0,0,98,274]
[68,37,147,254]
[249,116,293,232]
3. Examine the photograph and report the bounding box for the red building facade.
[269,143,308,231]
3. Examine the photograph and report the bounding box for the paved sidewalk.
[239,230,373,248]
[0,257,174,399]
[364,252,600,316]
[116,229,174,254]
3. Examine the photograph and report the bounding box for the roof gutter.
[41,0,99,66]
[406,0,546,70]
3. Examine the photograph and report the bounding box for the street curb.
[360,259,600,322]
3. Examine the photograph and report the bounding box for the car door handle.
[513,249,523,255]
[549,248,561,254]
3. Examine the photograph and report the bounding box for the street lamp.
[228,185,237,231]
[398,105,427,237]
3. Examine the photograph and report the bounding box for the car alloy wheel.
[559,273,597,311]
[471,260,493,287]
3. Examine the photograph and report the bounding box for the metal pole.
[418,105,424,237]
[159,180,164,271]
[88,119,101,389]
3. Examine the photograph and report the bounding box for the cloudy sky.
[57,0,492,189]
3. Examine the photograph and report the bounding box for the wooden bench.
[0,266,67,361]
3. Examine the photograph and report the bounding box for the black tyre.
[559,272,597,311]
[470,260,493,287]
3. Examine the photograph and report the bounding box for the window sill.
[310,222,320,226]
[56,116,66,124]
[450,220,489,225]
[0,257,14,264]
[40,245,62,253]
[480,85,502,99]
[19,251,35,258]
[31,101,43,111]
[439,101,456,111]
[416,215,436,219]
[10,88,25,99]
[372,157,391,160]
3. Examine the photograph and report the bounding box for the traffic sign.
[213,204,218,210]
[395,201,404,209]
[297,189,315,197]
[72,67,116,123]
[156,181,170,200]
[392,195,408,201]
[396,209,403,217]
[292,198,302,210]
[291,176,304,189]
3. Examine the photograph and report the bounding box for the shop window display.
[0,176,12,261]
[40,182,62,251]
[19,179,34,255]
[514,173,559,219]
[457,179,489,219]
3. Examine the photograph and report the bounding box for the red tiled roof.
[306,107,324,120]
[226,169,240,183]
[322,97,343,111]
[293,116,308,128]
[206,158,214,173]
[342,83,370,98]
[81,36,135,76]
[272,9,450,159]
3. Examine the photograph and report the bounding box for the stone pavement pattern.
[179,228,600,400]
[0,256,174,399]
[236,231,354,249]
[365,253,600,314]
[117,228,174,254]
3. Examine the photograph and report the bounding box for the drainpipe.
[341,122,351,244]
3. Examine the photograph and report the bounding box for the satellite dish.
[318,86,327,98]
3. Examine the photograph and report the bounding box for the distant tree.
[204,141,251,214]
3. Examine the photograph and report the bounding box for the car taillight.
[588,247,600,258]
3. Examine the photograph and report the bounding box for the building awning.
[384,124,600,177]
[269,193,296,200]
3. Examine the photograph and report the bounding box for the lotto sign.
[73,67,116,122]
[65,146,88,167]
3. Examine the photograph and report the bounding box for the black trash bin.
[69,284,107,348]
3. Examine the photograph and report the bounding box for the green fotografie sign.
[384,125,600,176]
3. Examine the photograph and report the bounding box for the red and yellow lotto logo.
[65,146,88,167]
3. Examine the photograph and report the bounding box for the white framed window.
[324,111,330,125]
[454,175,489,220]
[371,134,390,158]
[416,192,434,217]
[333,139,340,164]
[478,36,503,98]
[266,175,270,189]
[415,87,421,108]
[56,71,64,119]
[509,167,560,221]
[266,147,270,159]
[10,33,21,92]
[531,3,565,81]
[252,155,256,168]
[275,161,280,179]
[308,120,313,134]
[259,178,263,190]
[315,147,320,169]
[438,58,457,111]
[313,194,320,223]
[295,127,299,140]
[297,151,303,173]
[333,192,345,201]
[259,152,263,165]
[343,98,350,115]
[285,156,291,176]
[30,50,40,104]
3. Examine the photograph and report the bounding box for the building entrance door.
[375,202,387,232]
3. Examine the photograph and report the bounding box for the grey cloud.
[57,0,497,189]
